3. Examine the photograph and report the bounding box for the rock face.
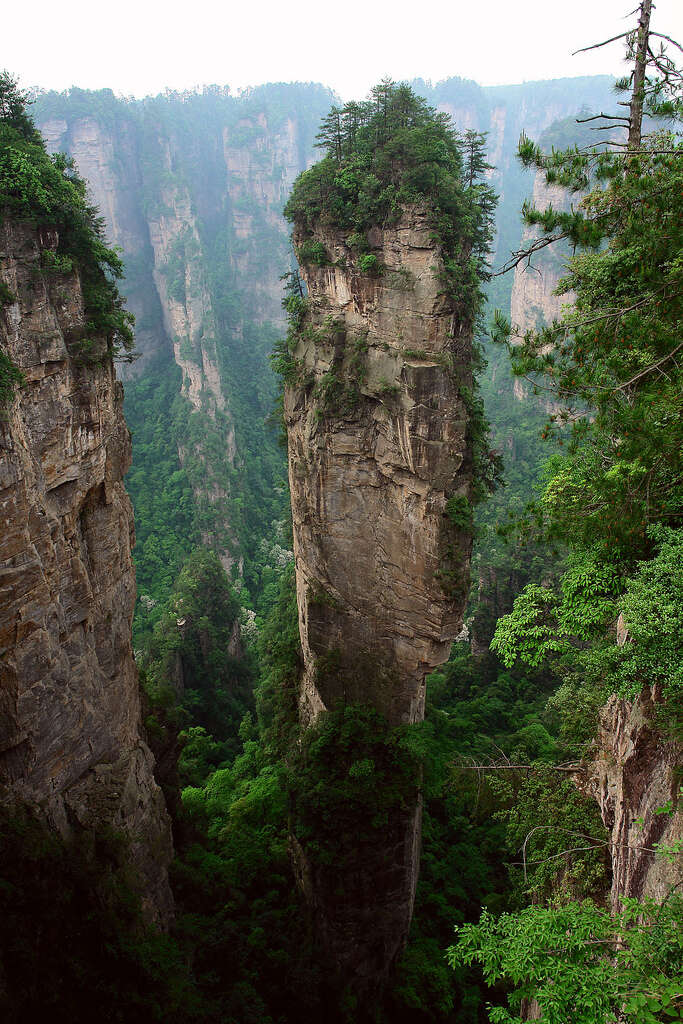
[509,174,574,338]
[285,208,474,988]
[37,99,328,577]
[581,689,682,909]
[0,218,173,926]
[508,171,576,405]
[33,79,614,584]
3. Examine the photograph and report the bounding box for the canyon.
[0,66,677,1020]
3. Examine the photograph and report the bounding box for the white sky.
[7,0,683,100]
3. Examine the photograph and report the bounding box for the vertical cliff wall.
[0,218,173,925]
[284,208,474,990]
[31,79,613,619]
[34,87,334,604]
[581,689,682,909]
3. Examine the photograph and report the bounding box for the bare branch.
[573,31,631,55]
[649,31,683,53]
[576,112,631,124]
[493,232,569,277]
[612,341,683,393]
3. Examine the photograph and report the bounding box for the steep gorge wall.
[36,88,333,584]
[32,79,613,597]
[285,208,474,989]
[0,219,172,924]
[581,689,682,908]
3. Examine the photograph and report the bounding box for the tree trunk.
[628,0,653,152]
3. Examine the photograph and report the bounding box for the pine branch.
[612,341,683,393]
[493,232,569,277]
[573,31,631,55]
[650,31,683,53]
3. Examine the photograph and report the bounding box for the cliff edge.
[0,217,173,926]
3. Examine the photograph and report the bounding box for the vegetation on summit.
[285,78,496,320]
[0,71,135,366]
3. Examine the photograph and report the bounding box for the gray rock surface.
[0,217,173,926]
[284,207,474,988]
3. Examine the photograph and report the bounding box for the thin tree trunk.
[628,0,653,152]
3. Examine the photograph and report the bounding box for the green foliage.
[491,529,683,733]
[610,528,683,712]
[0,279,15,304]
[448,895,683,1024]
[0,72,135,360]
[40,247,73,273]
[445,495,474,534]
[358,252,382,275]
[285,80,497,322]
[125,367,199,643]
[495,766,608,902]
[142,548,253,761]
[288,703,422,870]
[254,562,302,752]
[491,552,622,668]
[379,642,564,1023]
[296,238,330,266]
[0,345,24,407]
[166,565,326,1023]
[0,805,198,1023]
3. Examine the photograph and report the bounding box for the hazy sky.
[7,0,683,100]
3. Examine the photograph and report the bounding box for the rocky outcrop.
[581,688,682,909]
[284,207,474,989]
[510,175,574,339]
[38,96,330,576]
[508,172,576,404]
[0,218,173,926]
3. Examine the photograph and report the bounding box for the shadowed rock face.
[284,207,474,992]
[580,688,683,910]
[0,219,173,926]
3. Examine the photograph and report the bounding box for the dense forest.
[0,3,681,1021]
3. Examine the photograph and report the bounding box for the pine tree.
[315,106,343,162]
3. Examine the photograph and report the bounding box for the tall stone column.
[284,207,474,992]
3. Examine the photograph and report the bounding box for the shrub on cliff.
[0,71,134,360]
[284,80,496,320]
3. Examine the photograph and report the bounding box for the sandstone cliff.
[581,689,682,909]
[285,208,474,989]
[0,218,173,925]
[33,79,613,596]
[508,171,576,404]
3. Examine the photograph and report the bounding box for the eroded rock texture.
[0,219,173,926]
[508,172,577,406]
[581,688,682,909]
[284,208,474,989]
